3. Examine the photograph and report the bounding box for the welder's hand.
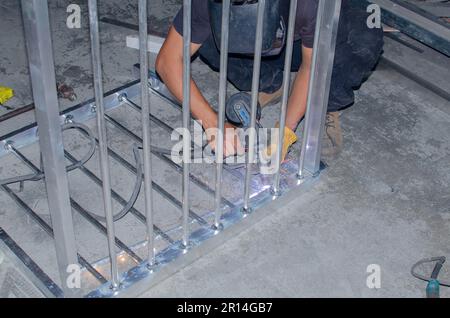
[263,124,298,164]
[206,122,245,158]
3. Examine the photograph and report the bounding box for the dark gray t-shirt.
[173,0,318,48]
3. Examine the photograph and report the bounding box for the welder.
[156,0,383,161]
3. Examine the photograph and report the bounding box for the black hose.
[0,122,96,186]
[81,144,143,223]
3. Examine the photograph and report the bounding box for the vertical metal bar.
[298,0,342,177]
[21,0,78,297]
[214,0,231,229]
[138,0,156,266]
[181,0,192,247]
[88,0,120,289]
[271,0,298,196]
[242,0,266,213]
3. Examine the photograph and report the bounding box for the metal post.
[88,0,120,289]
[21,0,78,297]
[214,0,231,230]
[271,0,298,196]
[298,0,342,177]
[182,0,192,247]
[138,0,156,266]
[242,0,266,213]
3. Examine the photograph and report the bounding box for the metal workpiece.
[182,0,192,248]
[0,0,338,298]
[271,0,299,196]
[298,0,342,177]
[242,0,266,213]
[0,76,321,297]
[138,0,156,267]
[20,0,78,297]
[88,0,120,289]
[214,0,231,230]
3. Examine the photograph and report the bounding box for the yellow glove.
[0,86,14,105]
[264,123,298,163]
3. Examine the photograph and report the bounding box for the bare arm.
[285,45,313,131]
[156,26,218,130]
[156,26,243,156]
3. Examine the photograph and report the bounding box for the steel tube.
[138,0,156,266]
[271,0,298,196]
[181,0,192,247]
[213,0,231,229]
[242,0,266,213]
[88,0,120,289]
[20,0,78,297]
[298,0,342,177]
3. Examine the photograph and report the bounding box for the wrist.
[201,112,218,130]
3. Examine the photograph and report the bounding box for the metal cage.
[0,0,341,297]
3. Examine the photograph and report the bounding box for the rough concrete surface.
[0,1,449,298]
[141,68,450,298]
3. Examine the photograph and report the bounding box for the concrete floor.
[142,68,450,298]
[0,1,449,298]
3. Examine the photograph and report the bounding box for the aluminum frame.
[20,0,78,297]
[0,0,341,297]
[299,0,342,177]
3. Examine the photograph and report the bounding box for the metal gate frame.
[0,0,342,297]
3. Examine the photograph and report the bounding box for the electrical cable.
[81,144,143,223]
[411,256,450,287]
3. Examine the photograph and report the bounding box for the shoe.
[258,86,283,108]
[321,112,343,157]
